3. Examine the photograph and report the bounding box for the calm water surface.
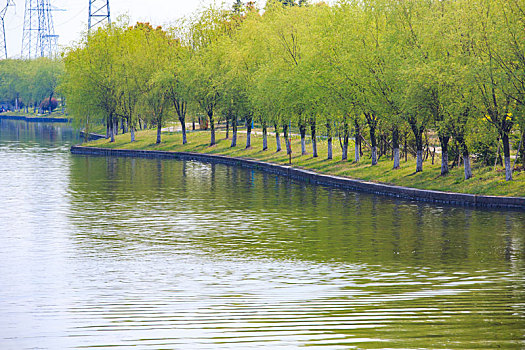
[0,119,524,349]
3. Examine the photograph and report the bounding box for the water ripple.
[0,120,524,349]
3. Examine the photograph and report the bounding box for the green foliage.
[0,58,63,111]
[55,0,525,184]
[467,117,499,166]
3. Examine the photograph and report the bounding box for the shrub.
[40,97,58,112]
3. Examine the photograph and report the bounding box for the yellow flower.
[506,116,512,121]
[484,115,491,122]
[507,112,513,117]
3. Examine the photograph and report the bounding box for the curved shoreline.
[79,131,106,141]
[70,145,525,210]
[0,114,71,123]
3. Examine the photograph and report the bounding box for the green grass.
[85,127,525,197]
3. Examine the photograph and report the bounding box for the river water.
[0,119,524,349]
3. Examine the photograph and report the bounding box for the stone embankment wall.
[0,115,71,123]
[79,131,106,141]
[71,146,525,210]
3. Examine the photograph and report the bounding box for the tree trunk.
[463,153,472,180]
[393,127,400,169]
[299,123,307,155]
[404,133,408,162]
[502,133,512,181]
[495,139,502,167]
[365,114,379,165]
[226,118,229,139]
[83,117,90,143]
[521,131,525,168]
[231,116,237,147]
[311,121,318,157]
[106,120,110,139]
[131,127,135,142]
[416,150,423,172]
[156,121,162,144]
[354,118,360,162]
[48,92,54,114]
[371,146,378,165]
[109,114,115,142]
[246,116,252,149]
[192,121,195,130]
[410,122,423,172]
[370,122,378,165]
[441,150,449,176]
[274,123,281,152]
[326,122,332,160]
[180,116,187,144]
[121,118,125,134]
[415,134,423,172]
[262,124,268,151]
[209,111,215,146]
[284,123,292,164]
[341,116,349,161]
[439,135,450,175]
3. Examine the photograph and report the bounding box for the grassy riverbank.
[84,128,525,197]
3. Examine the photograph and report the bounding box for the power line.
[55,6,86,28]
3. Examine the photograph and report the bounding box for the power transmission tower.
[21,0,59,59]
[0,0,14,59]
[88,0,110,33]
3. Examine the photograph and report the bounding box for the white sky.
[3,0,233,58]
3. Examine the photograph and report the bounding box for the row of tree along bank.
[0,58,64,114]
[60,0,525,182]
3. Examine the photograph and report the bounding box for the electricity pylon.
[21,0,59,59]
[0,0,14,59]
[88,0,110,33]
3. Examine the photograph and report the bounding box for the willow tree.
[61,23,122,142]
[461,0,518,181]
[59,49,94,136]
[244,3,299,155]
[141,73,171,144]
[167,55,192,145]
[0,59,26,111]
[184,6,240,146]
[252,61,287,153]
[387,0,434,173]
[152,27,192,145]
[113,23,167,142]
[215,7,260,150]
[493,0,525,169]
[28,58,64,114]
[261,2,314,157]
[354,0,413,169]
[0,59,63,114]
[136,25,174,144]
[308,1,365,162]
